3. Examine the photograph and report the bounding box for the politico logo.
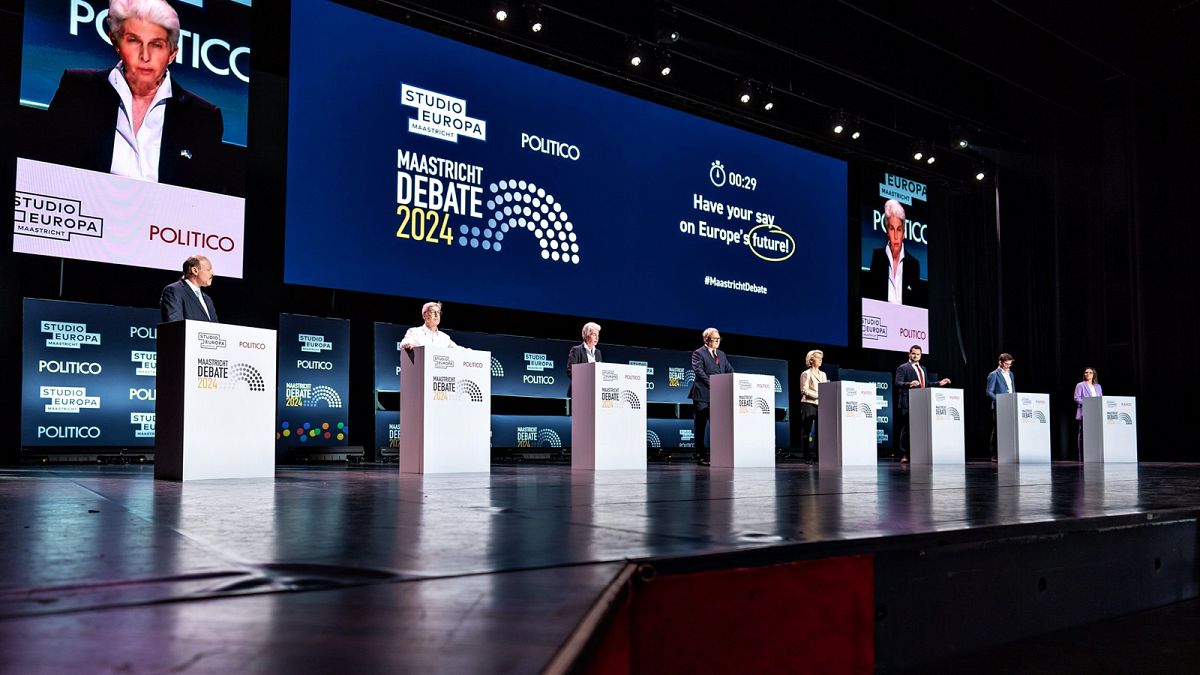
[38,360,102,375]
[38,425,100,439]
[296,360,333,371]
[462,360,485,369]
[521,132,580,161]
[129,388,156,401]
[130,326,157,340]
[150,225,236,252]
[240,341,267,350]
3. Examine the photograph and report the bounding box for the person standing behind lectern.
[400,302,459,351]
[160,255,217,322]
[985,353,1015,462]
[689,327,734,466]
[566,322,602,399]
[894,345,950,463]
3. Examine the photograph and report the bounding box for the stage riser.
[875,515,1198,670]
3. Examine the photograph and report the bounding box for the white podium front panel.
[571,363,647,471]
[155,320,276,481]
[996,393,1052,464]
[818,381,878,467]
[400,347,491,474]
[1083,396,1138,463]
[710,373,776,468]
[909,388,965,465]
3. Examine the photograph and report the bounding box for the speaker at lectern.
[155,320,277,480]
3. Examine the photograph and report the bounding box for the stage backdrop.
[276,314,350,449]
[286,0,848,344]
[372,321,789,449]
[21,298,159,447]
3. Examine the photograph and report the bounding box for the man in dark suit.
[566,322,603,398]
[688,327,735,465]
[985,353,1015,462]
[865,199,927,308]
[894,344,950,462]
[161,255,218,323]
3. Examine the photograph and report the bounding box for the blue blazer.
[160,279,218,323]
[688,347,734,403]
[985,368,1015,408]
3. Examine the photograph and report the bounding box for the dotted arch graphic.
[461,179,581,265]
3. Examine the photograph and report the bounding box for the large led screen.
[285,0,848,344]
[860,171,931,352]
[12,0,249,276]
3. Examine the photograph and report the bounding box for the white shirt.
[585,347,596,363]
[400,325,459,350]
[1000,369,1013,392]
[887,244,905,304]
[108,65,173,182]
[183,278,209,319]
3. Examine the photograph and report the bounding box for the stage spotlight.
[926,155,936,164]
[526,3,543,32]
[831,110,846,135]
[738,80,752,105]
[761,85,775,111]
[658,50,672,76]
[851,130,861,140]
[655,7,681,43]
[951,125,970,150]
[492,1,510,22]
[975,169,986,180]
[973,159,987,181]
[627,40,644,68]
[912,139,927,162]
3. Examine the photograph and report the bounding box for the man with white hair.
[43,0,226,193]
[688,327,734,465]
[565,322,603,398]
[400,302,459,351]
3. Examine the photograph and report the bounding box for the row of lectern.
[154,321,1139,480]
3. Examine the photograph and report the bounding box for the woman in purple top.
[1073,367,1102,461]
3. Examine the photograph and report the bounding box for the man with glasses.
[688,327,735,466]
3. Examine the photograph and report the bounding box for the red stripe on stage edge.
[587,554,875,674]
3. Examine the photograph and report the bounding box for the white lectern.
[155,320,276,480]
[399,346,491,473]
[571,363,647,470]
[996,392,1051,464]
[818,381,878,467]
[909,388,965,465]
[1083,396,1138,463]
[710,373,776,468]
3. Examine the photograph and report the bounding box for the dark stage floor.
[1,461,1197,672]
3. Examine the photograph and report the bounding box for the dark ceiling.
[376,0,1199,185]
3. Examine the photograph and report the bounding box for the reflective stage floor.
[1,461,1197,672]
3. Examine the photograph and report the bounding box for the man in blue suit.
[688,327,735,465]
[895,344,951,462]
[160,255,218,323]
[985,353,1015,462]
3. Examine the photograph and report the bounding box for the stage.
[1,461,1197,673]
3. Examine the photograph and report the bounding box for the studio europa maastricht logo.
[399,83,584,267]
[15,193,103,242]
